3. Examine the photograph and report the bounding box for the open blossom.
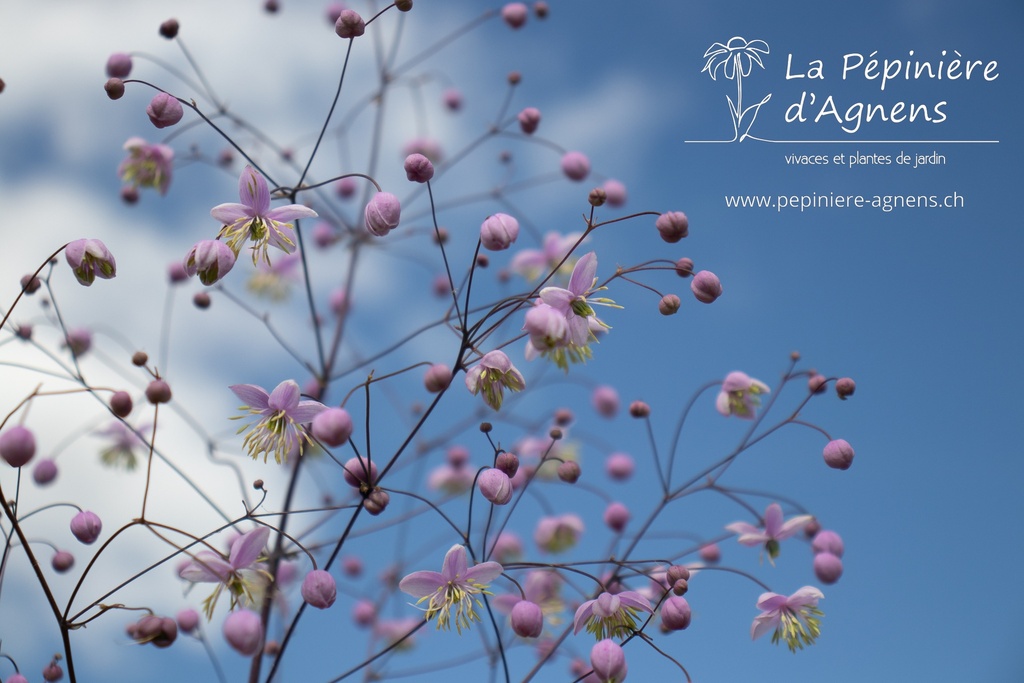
[726,503,813,563]
[716,371,770,419]
[465,350,525,411]
[230,380,327,463]
[751,586,824,652]
[179,526,272,619]
[65,238,116,286]
[398,544,503,633]
[573,591,652,640]
[95,421,148,470]
[184,240,236,286]
[534,252,619,368]
[510,231,582,281]
[119,137,174,194]
[247,251,301,300]
[534,513,584,553]
[211,165,318,265]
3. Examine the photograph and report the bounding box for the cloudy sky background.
[1,0,1022,681]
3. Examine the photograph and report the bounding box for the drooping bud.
[70,510,103,544]
[301,569,338,609]
[590,640,628,683]
[335,9,366,38]
[603,501,630,532]
[145,379,172,405]
[517,107,541,134]
[658,294,681,315]
[223,609,263,656]
[510,600,544,638]
[364,192,401,236]
[423,364,453,393]
[404,153,434,183]
[501,3,528,28]
[655,211,689,243]
[813,552,844,584]
[106,53,132,78]
[33,458,58,485]
[110,391,133,418]
[343,456,378,488]
[1,426,36,468]
[65,238,116,286]
[52,550,74,573]
[312,408,353,447]
[147,92,183,129]
[602,179,627,206]
[557,460,581,483]
[836,377,856,400]
[104,78,125,100]
[479,468,513,505]
[605,453,634,481]
[661,596,692,631]
[159,19,180,39]
[480,213,520,251]
[183,240,236,285]
[690,270,722,303]
[823,439,854,470]
[560,151,590,181]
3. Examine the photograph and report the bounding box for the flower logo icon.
[702,37,772,141]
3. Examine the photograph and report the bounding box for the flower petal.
[266,205,318,223]
[268,380,301,412]
[288,399,328,424]
[211,203,253,225]
[568,251,597,296]
[179,552,233,583]
[239,166,270,214]
[398,570,445,598]
[440,544,468,581]
[463,560,503,585]
[230,526,270,569]
[230,384,271,410]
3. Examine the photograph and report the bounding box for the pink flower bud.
[524,304,568,351]
[659,294,681,316]
[1,426,36,468]
[655,211,689,243]
[812,529,845,557]
[605,453,634,481]
[325,2,345,23]
[557,460,581,483]
[145,379,172,405]
[364,192,401,236]
[443,88,462,111]
[335,177,356,199]
[334,9,365,38]
[353,599,376,627]
[364,489,390,515]
[560,151,590,181]
[159,19,180,39]
[301,569,338,609]
[808,373,827,394]
[105,78,125,100]
[177,608,200,633]
[447,446,469,468]
[110,391,133,418]
[42,661,63,682]
[495,451,519,477]
[184,240,236,286]
[502,3,528,28]
[517,107,541,134]
[423,364,453,393]
[33,458,58,485]
[628,400,650,418]
[813,551,843,584]
[404,153,434,183]
[590,640,627,683]
[602,179,627,207]
[314,222,339,249]
[343,456,377,488]
[52,550,74,573]
[510,600,543,638]
[699,542,721,563]
[823,439,854,470]
[836,377,856,399]
[6,673,28,683]
[147,92,183,129]
[674,257,694,277]
[661,595,692,630]
[479,468,513,505]
[312,408,353,447]
[65,238,116,286]
[591,385,620,418]
[480,213,520,251]
[223,609,263,656]
[690,270,722,304]
[106,53,132,78]
[603,502,630,532]
[666,565,691,584]
[65,328,92,357]
[70,510,102,544]
[343,556,363,577]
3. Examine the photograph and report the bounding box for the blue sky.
[1,1,1022,682]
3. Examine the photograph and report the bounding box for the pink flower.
[535,252,617,367]
[751,586,824,651]
[534,513,584,553]
[715,371,769,419]
[229,380,327,463]
[179,527,271,618]
[184,240,236,286]
[118,137,174,195]
[465,350,525,411]
[510,230,581,281]
[301,569,338,609]
[480,213,520,251]
[65,238,116,286]
[726,503,813,563]
[398,544,503,633]
[211,165,318,265]
[823,438,855,470]
[478,468,513,505]
[70,510,102,544]
[573,591,651,640]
